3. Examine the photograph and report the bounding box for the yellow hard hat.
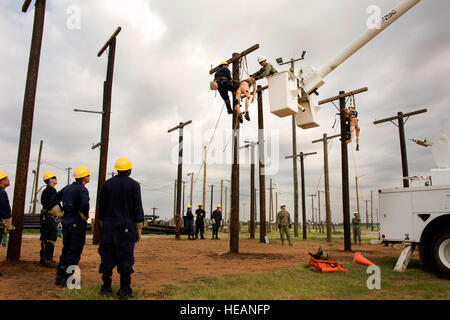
[217,205,221,208]
[198,203,203,207]
[114,157,133,171]
[187,205,192,209]
[0,171,7,180]
[219,61,228,66]
[43,171,56,181]
[73,166,91,179]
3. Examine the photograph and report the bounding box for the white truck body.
[379,186,450,243]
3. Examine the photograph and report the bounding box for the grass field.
[60,226,449,300]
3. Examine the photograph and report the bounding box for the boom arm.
[302,0,422,94]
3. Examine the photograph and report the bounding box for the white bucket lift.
[296,90,320,129]
[267,71,299,118]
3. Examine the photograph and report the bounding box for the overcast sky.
[0,0,449,224]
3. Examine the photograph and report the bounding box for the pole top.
[98,27,122,57]
[22,0,32,13]
[168,120,192,133]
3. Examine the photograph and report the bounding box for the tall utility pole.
[269,179,273,233]
[203,146,207,208]
[182,181,186,214]
[168,120,192,240]
[285,152,317,239]
[220,180,223,210]
[210,45,260,253]
[371,190,374,231]
[224,186,228,227]
[318,87,368,251]
[92,26,122,245]
[209,184,214,215]
[187,172,194,207]
[365,200,369,229]
[31,139,43,216]
[257,85,268,243]
[8,0,47,261]
[312,133,339,241]
[173,180,177,224]
[275,51,307,238]
[241,141,258,239]
[65,167,71,185]
[309,194,317,224]
[29,170,36,214]
[374,108,427,188]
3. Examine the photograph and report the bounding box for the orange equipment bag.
[308,257,348,273]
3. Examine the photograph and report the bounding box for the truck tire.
[432,229,450,279]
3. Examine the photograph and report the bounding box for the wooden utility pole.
[209,45,259,253]
[275,52,306,238]
[182,181,186,214]
[318,87,368,251]
[365,200,369,229]
[188,172,194,207]
[374,108,427,188]
[209,184,214,215]
[285,152,316,239]
[257,85,267,243]
[203,146,207,208]
[168,120,192,240]
[173,180,177,223]
[8,0,47,261]
[317,190,321,232]
[31,140,43,215]
[65,167,71,185]
[269,179,273,233]
[28,170,36,214]
[92,26,122,245]
[309,194,316,224]
[312,133,339,242]
[371,190,374,231]
[241,141,258,239]
[224,186,228,228]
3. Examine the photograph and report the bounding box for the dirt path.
[0,236,400,300]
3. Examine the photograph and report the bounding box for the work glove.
[1,218,12,228]
[49,204,64,219]
[78,211,88,221]
[135,222,143,243]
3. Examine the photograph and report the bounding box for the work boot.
[244,111,250,121]
[289,241,293,246]
[43,259,58,269]
[101,273,113,297]
[238,113,244,124]
[356,144,360,151]
[117,274,134,300]
[226,107,233,115]
[281,240,284,246]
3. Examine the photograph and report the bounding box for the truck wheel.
[432,230,450,279]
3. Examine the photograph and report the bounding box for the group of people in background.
[0,156,144,299]
[184,203,222,240]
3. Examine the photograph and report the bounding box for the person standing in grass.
[352,211,361,245]
[276,205,292,246]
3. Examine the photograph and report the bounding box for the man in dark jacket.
[40,171,60,268]
[194,203,205,240]
[0,171,12,276]
[214,61,240,115]
[211,205,222,240]
[185,205,194,240]
[50,166,91,287]
[97,157,144,299]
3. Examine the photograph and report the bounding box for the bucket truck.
[268,0,423,129]
[378,117,450,278]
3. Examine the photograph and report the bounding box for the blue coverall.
[214,66,239,113]
[50,182,90,282]
[195,209,205,239]
[211,209,222,239]
[97,174,144,276]
[40,185,58,263]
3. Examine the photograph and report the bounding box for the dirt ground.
[0,235,402,300]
